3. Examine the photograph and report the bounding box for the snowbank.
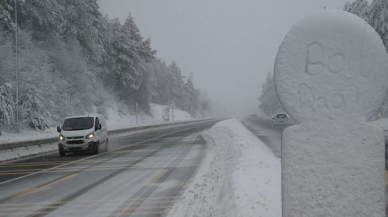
[166,119,281,217]
[0,143,58,162]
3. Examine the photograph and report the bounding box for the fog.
[99,0,350,117]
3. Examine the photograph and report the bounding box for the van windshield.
[63,117,94,131]
[276,114,287,119]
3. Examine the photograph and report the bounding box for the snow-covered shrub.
[21,84,48,130]
[0,83,14,134]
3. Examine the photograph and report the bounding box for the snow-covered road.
[0,121,218,217]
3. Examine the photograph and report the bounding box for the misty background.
[99,0,352,117]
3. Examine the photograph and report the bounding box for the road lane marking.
[146,170,169,186]
[0,163,199,176]
[0,197,177,208]
[10,173,79,201]
[0,210,166,216]
[0,157,202,171]
[37,131,202,216]
[0,124,210,217]
[110,147,188,217]
[0,121,215,186]
[111,140,196,217]
[0,162,69,167]
[9,186,51,201]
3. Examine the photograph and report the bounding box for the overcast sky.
[98,0,352,116]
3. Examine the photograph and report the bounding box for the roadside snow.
[0,127,58,144]
[0,103,193,145]
[166,119,281,217]
[0,143,57,162]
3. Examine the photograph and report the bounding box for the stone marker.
[274,10,388,217]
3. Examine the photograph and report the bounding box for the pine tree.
[368,0,388,52]
[183,74,199,115]
[258,72,284,116]
[0,0,14,30]
[344,0,370,20]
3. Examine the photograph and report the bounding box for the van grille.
[67,140,84,145]
[67,136,83,140]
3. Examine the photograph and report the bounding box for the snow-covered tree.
[258,72,284,116]
[368,0,388,52]
[0,0,206,133]
[183,74,200,116]
[0,0,14,30]
[344,0,388,118]
[0,30,14,85]
[21,84,48,130]
[163,106,170,121]
[0,83,14,132]
[344,0,370,21]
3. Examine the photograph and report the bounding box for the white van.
[57,115,108,156]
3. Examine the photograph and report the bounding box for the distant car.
[57,115,108,156]
[273,113,288,125]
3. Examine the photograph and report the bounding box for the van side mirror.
[96,124,102,131]
[57,126,61,133]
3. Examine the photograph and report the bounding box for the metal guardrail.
[0,119,215,151]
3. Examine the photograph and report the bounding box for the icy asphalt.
[0,120,219,217]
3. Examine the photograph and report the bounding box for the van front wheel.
[59,146,66,157]
[93,141,100,155]
[59,150,66,157]
[105,138,109,152]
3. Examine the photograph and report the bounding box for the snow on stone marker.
[274,10,388,217]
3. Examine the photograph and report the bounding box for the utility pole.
[69,93,72,116]
[135,102,138,125]
[172,105,174,122]
[171,97,175,122]
[15,0,19,131]
[161,100,164,121]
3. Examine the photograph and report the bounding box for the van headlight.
[85,133,94,139]
[59,135,65,141]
